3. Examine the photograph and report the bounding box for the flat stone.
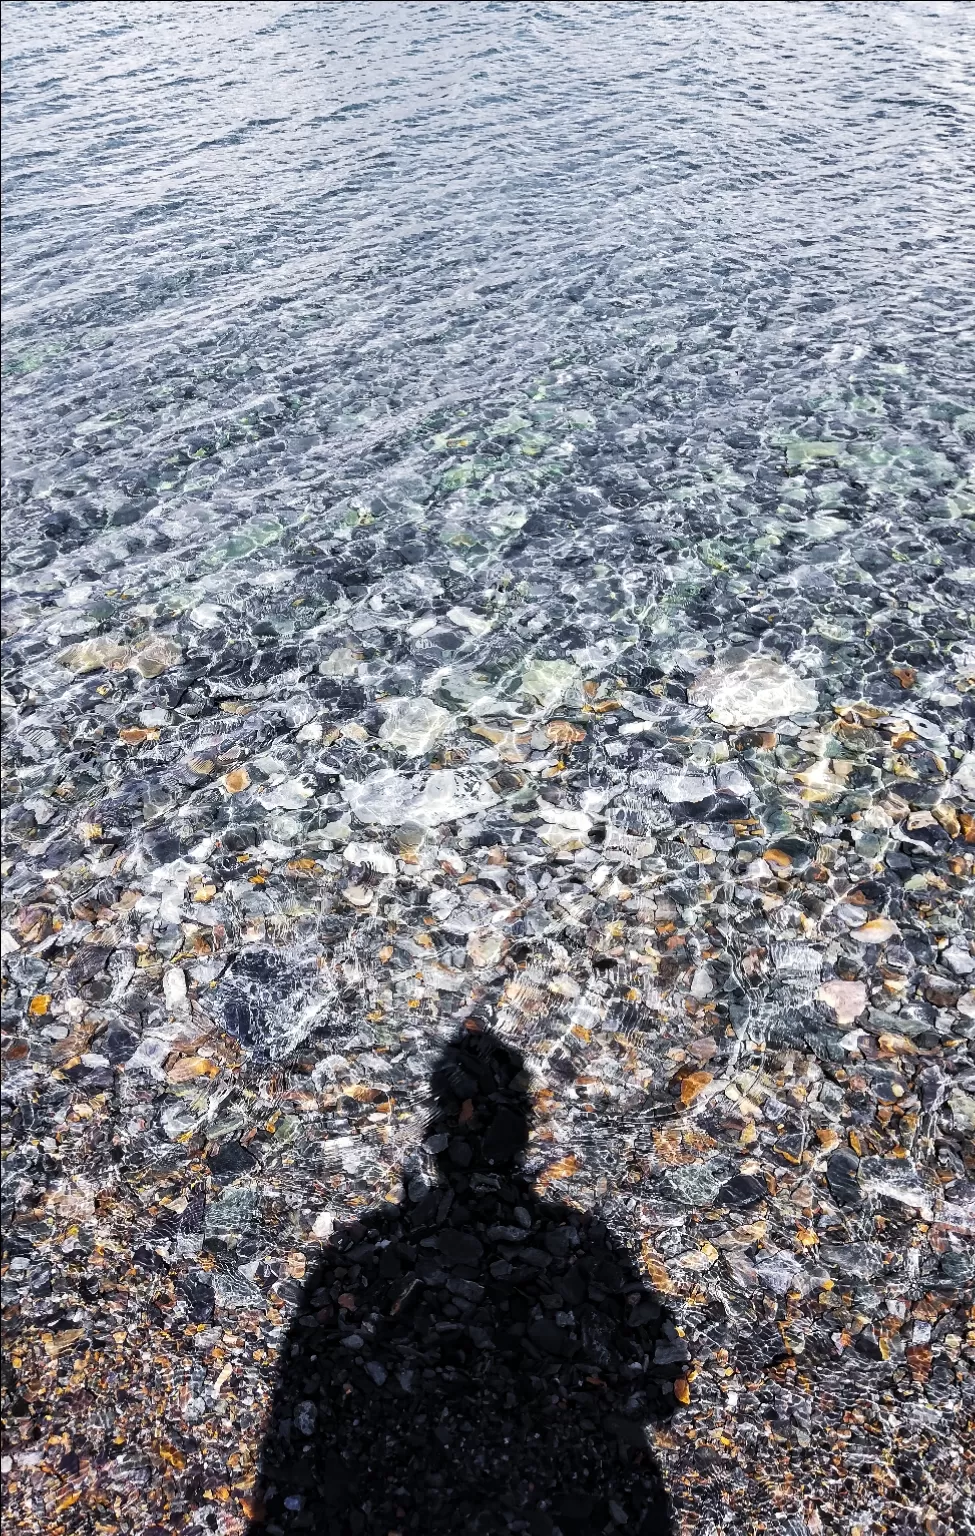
[658,1159,727,1207]
[345,768,497,828]
[850,918,900,945]
[212,1271,263,1311]
[826,1149,862,1208]
[437,1230,484,1267]
[130,637,183,678]
[720,1173,767,1209]
[58,636,130,673]
[817,979,868,1024]
[689,656,818,728]
[378,696,452,756]
[520,659,580,710]
[859,1156,932,1215]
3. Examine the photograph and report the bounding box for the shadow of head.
[426,1024,531,1177]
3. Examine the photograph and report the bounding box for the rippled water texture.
[2,4,975,1531]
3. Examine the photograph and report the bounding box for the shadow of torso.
[249,1032,681,1536]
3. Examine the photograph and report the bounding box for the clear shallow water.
[3,6,975,1532]
[3,0,974,1154]
[3,0,975,1115]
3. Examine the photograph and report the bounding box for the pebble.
[162,967,188,1011]
[816,978,868,1024]
[466,928,504,968]
[850,916,900,944]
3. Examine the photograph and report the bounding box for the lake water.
[2,6,974,1533]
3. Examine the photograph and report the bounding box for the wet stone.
[825,1150,862,1208]
[436,1231,484,1268]
[719,1173,768,1209]
[207,1141,259,1182]
[657,1159,728,1208]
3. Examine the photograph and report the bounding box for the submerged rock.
[209,948,341,1061]
[520,659,581,710]
[344,768,497,827]
[58,636,130,672]
[377,696,451,756]
[689,656,818,728]
[130,636,183,679]
[817,979,867,1025]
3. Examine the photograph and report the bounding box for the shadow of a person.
[249,1026,682,1535]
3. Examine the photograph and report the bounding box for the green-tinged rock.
[58,636,131,673]
[130,636,183,679]
[784,439,842,467]
[520,659,580,711]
